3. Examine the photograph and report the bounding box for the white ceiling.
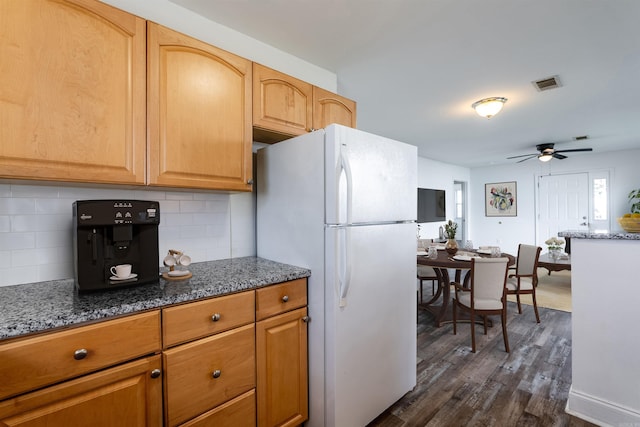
[170,0,640,168]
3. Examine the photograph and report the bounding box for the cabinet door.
[256,307,308,427]
[147,23,252,191]
[0,0,146,185]
[313,86,357,129]
[163,324,256,426]
[253,63,313,142]
[0,355,162,427]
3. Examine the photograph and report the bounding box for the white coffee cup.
[110,264,132,278]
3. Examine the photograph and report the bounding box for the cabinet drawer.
[163,324,256,426]
[180,389,256,427]
[162,291,255,348]
[256,279,307,321]
[0,311,161,400]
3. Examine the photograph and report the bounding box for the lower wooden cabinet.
[0,279,308,427]
[163,324,256,426]
[0,355,163,427]
[256,279,309,427]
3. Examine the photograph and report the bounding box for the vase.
[445,238,458,255]
[549,248,561,260]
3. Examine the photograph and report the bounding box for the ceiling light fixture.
[538,153,553,162]
[471,97,507,118]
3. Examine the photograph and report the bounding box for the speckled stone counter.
[0,257,310,341]
[558,229,640,240]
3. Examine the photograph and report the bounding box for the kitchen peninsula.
[0,257,311,426]
[559,230,640,426]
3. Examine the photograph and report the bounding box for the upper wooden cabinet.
[313,86,357,130]
[0,0,146,185]
[147,23,253,191]
[253,63,313,142]
[253,63,356,144]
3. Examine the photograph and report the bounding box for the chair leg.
[531,292,541,323]
[419,279,423,304]
[470,311,476,353]
[452,302,457,335]
[516,294,523,314]
[501,308,510,353]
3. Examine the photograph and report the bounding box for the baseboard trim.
[566,386,640,426]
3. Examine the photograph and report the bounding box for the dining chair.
[452,257,510,353]
[417,265,438,301]
[506,244,542,323]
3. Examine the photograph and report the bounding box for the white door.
[537,173,589,246]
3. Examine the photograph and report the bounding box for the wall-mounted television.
[417,188,446,223]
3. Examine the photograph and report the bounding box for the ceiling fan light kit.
[538,153,553,162]
[471,97,507,118]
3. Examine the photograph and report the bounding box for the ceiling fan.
[507,143,593,163]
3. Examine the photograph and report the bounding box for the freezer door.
[325,124,417,225]
[324,222,417,427]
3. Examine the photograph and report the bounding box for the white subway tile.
[10,184,59,198]
[11,248,39,267]
[12,214,71,232]
[0,215,10,232]
[0,251,10,268]
[36,198,76,214]
[180,200,206,213]
[166,192,194,201]
[180,225,206,239]
[0,184,11,197]
[38,262,74,281]
[3,266,39,286]
[0,232,36,250]
[36,230,73,248]
[159,200,180,213]
[0,198,36,214]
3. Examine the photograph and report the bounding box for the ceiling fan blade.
[554,148,593,153]
[516,155,537,163]
[553,153,568,160]
[507,153,538,159]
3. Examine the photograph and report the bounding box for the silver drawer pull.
[150,369,161,379]
[282,295,289,303]
[212,369,222,379]
[302,316,310,323]
[211,313,221,322]
[74,348,88,360]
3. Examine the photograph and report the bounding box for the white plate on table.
[417,250,428,256]
[452,255,480,261]
[476,249,492,255]
[434,245,446,250]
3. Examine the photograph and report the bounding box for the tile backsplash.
[0,182,256,287]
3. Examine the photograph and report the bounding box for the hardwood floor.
[368,303,596,427]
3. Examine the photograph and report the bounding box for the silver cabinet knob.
[247,179,254,185]
[150,369,161,379]
[211,313,221,322]
[74,349,88,360]
[282,295,289,303]
[212,369,221,379]
[302,316,310,323]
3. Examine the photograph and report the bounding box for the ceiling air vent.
[573,135,589,141]
[532,75,561,92]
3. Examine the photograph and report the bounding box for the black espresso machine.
[73,200,160,291]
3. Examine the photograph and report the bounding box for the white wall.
[417,157,470,240]
[470,148,640,255]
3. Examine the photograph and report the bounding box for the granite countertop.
[558,230,640,240]
[0,257,310,341]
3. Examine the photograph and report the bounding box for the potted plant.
[444,220,458,255]
[618,188,640,233]
[544,237,565,260]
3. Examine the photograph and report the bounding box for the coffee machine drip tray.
[73,200,160,292]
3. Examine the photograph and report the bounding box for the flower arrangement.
[444,220,458,239]
[545,237,565,252]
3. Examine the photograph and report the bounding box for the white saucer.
[110,273,138,281]
[168,270,190,277]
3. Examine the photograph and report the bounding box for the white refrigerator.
[257,124,417,427]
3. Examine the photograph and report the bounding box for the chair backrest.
[470,257,509,304]
[516,244,542,276]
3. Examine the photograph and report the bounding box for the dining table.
[417,248,516,327]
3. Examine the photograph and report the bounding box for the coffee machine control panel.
[74,200,160,226]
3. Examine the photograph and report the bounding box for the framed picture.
[485,181,517,217]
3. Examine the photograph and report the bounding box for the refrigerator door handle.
[338,149,353,225]
[337,226,352,307]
